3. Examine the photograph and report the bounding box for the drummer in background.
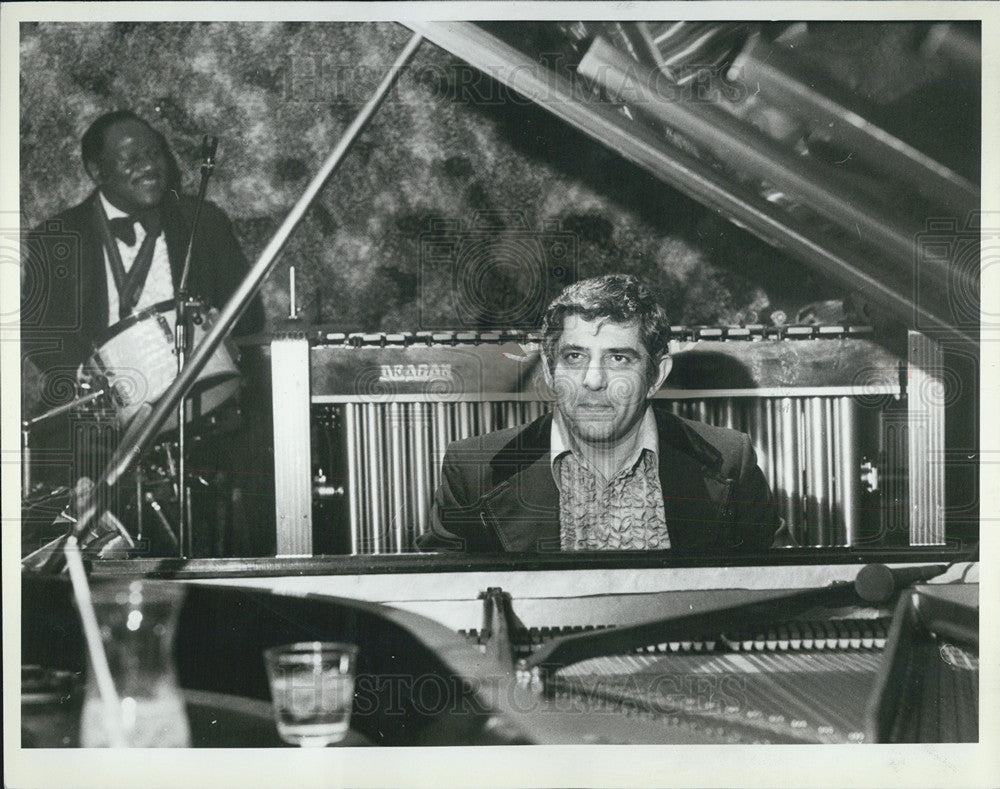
[21,110,268,557]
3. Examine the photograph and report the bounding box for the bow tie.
[107,214,162,246]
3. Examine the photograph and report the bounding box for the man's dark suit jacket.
[421,407,780,554]
[21,189,264,379]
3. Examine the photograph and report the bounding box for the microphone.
[201,135,218,169]
[854,563,949,604]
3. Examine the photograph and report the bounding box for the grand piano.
[18,16,984,773]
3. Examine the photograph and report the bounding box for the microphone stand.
[24,31,423,572]
[174,135,218,557]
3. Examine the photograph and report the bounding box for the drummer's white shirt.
[100,192,175,326]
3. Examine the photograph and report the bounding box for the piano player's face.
[547,315,670,448]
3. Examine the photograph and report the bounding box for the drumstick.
[23,387,108,428]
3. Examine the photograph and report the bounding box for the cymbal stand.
[144,489,180,552]
[21,384,109,498]
[139,444,182,552]
[135,466,144,543]
[175,135,218,557]
[173,293,202,556]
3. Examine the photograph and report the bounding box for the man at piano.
[422,274,780,553]
[21,110,266,555]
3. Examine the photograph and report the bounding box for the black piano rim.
[84,545,971,580]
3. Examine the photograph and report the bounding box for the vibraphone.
[265,325,946,555]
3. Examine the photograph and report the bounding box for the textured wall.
[21,21,837,335]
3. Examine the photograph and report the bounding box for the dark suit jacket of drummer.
[420,407,780,555]
[21,189,264,378]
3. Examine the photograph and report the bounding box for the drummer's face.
[87,120,167,214]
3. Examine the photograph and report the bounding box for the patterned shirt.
[551,408,670,550]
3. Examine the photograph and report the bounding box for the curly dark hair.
[541,274,671,381]
[81,110,156,166]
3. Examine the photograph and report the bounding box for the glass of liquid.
[79,579,191,748]
[264,642,358,746]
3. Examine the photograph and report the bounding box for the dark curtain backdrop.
[21,21,839,339]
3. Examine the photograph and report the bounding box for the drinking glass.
[263,642,358,746]
[78,579,191,748]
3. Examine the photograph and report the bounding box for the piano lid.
[405,21,981,350]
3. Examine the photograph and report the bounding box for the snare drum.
[82,300,240,433]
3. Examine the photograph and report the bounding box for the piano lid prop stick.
[64,536,127,747]
[60,31,425,546]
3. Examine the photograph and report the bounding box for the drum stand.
[137,464,180,552]
[20,383,142,564]
[174,135,218,558]
[21,384,109,498]
[173,294,201,557]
